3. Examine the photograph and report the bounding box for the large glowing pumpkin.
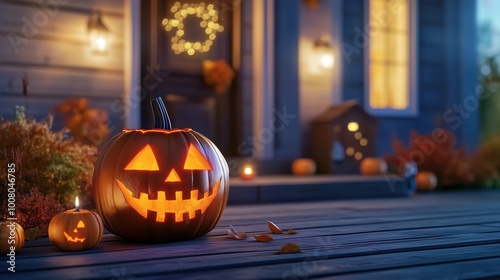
[93,97,229,242]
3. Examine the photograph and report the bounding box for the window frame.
[364,0,419,117]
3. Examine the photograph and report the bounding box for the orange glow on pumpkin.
[165,168,181,182]
[124,145,160,171]
[119,143,217,222]
[63,220,86,243]
[184,144,212,170]
[116,178,222,222]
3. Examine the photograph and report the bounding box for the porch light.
[88,13,110,54]
[314,37,334,69]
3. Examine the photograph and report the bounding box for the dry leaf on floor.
[254,234,274,242]
[275,243,302,254]
[24,226,44,241]
[285,229,297,235]
[227,225,247,240]
[268,220,283,234]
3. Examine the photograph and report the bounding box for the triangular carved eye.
[184,144,212,170]
[73,220,85,232]
[125,145,159,171]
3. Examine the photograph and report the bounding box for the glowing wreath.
[162,2,225,55]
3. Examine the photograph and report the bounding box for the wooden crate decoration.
[311,101,377,174]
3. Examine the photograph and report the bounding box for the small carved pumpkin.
[48,209,103,251]
[93,98,229,242]
[0,222,25,254]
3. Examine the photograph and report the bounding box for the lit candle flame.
[75,196,80,211]
[244,167,253,175]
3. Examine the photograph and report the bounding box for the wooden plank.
[13,233,500,279]
[162,248,500,280]
[0,2,124,45]
[229,175,413,203]
[327,258,500,280]
[230,175,405,186]
[1,0,125,16]
[0,35,124,71]
[0,65,123,97]
[15,223,500,268]
[0,95,124,127]
[219,193,500,224]
[7,192,500,279]
[13,199,500,268]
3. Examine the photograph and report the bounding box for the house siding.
[342,0,451,156]
[0,0,125,133]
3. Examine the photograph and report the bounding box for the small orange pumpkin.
[292,158,316,175]
[360,157,387,175]
[0,222,25,254]
[48,208,103,251]
[416,171,438,191]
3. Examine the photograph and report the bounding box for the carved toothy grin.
[63,232,86,242]
[116,178,222,223]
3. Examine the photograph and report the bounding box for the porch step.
[228,175,415,204]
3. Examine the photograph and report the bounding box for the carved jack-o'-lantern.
[93,97,229,242]
[48,198,103,251]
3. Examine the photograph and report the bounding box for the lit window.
[366,0,417,116]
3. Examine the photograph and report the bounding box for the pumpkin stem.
[150,97,172,130]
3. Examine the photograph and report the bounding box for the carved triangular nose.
[165,168,181,182]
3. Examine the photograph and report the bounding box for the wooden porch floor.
[7,190,500,279]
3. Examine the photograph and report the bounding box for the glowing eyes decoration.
[125,144,212,172]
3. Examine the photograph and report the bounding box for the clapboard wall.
[0,0,125,133]
[342,0,478,155]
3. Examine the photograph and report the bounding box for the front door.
[140,0,240,155]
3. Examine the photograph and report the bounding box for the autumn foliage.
[0,106,98,236]
[202,59,235,94]
[53,98,109,146]
[385,129,500,188]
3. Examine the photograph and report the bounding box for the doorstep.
[228,175,415,204]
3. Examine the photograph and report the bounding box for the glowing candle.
[240,165,255,180]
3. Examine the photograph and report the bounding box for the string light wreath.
[162,2,224,55]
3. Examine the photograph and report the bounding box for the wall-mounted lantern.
[314,37,335,70]
[88,13,110,54]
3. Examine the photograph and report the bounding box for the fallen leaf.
[227,225,247,240]
[254,234,274,242]
[285,229,297,235]
[268,220,283,234]
[275,243,302,254]
[24,226,44,240]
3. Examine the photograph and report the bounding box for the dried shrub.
[14,189,65,234]
[0,107,98,233]
[384,129,499,188]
